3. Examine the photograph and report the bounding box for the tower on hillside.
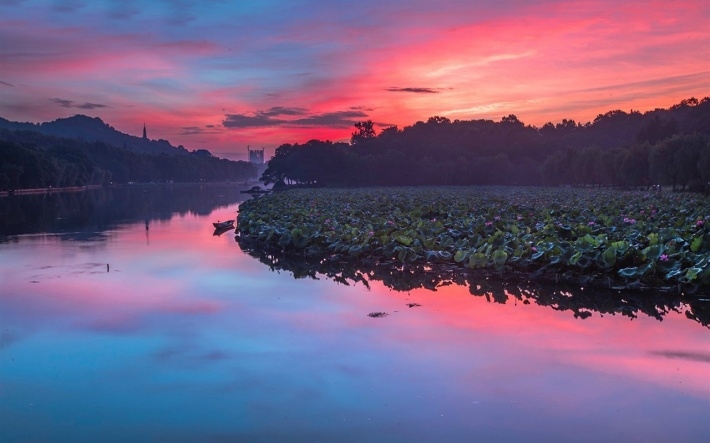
[142,123,147,139]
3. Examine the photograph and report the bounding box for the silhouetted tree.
[350,120,376,145]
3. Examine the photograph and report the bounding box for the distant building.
[248,147,265,164]
[142,123,147,139]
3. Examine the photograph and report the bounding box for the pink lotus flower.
[485,221,493,227]
[531,246,538,253]
[697,220,705,227]
[659,254,669,262]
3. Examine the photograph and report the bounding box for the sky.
[0,0,708,161]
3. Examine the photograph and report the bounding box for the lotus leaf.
[396,235,413,246]
[469,252,488,268]
[691,235,702,252]
[454,250,467,263]
[236,186,710,291]
[492,249,508,266]
[601,246,616,268]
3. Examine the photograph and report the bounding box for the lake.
[1,185,708,443]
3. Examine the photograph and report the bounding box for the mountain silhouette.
[0,114,189,156]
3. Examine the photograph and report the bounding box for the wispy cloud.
[259,106,307,117]
[50,98,108,109]
[222,114,281,128]
[649,350,710,363]
[386,87,441,94]
[51,0,85,13]
[223,108,368,129]
[178,126,223,136]
[0,80,13,87]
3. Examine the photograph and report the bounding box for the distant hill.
[0,116,257,190]
[0,114,189,156]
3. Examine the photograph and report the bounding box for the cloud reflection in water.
[0,195,708,442]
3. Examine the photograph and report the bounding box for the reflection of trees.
[0,184,245,241]
[237,237,709,328]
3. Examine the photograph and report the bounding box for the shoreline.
[0,180,263,197]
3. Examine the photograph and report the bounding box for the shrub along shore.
[236,187,710,294]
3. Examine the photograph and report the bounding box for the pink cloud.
[0,0,707,157]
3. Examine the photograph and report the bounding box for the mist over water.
[0,185,707,443]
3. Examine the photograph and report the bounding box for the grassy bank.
[236,187,710,293]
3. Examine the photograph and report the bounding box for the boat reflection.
[0,184,247,242]
[236,237,709,328]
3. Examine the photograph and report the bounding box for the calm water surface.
[0,186,708,443]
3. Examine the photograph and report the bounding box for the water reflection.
[236,238,710,328]
[1,189,708,442]
[0,184,246,242]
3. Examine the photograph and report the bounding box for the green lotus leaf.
[454,250,467,263]
[438,251,452,260]
[685,267,701,281]
[396,235,413,246]
[454,239,469,249]
[569,250,582,266]
[469,252,488,268]
[642,244,663,261]
[576,234,597,250]
[664,262,683,280]
[531,251,545,260]
[491,248,506,264]
[397,247,417,263]
[438,235,454,248]
[690,235,702,252]
[618,267,639,279]
[601,246,616,268]
[694,255,709,268]
[611,241,628,255]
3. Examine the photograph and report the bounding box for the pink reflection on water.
[1,199,708,441]
[355,281,710,398]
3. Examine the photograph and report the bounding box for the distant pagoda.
[142,123,147,139]
[248,146,265,164]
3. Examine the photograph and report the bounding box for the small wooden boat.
[213,220,235,229]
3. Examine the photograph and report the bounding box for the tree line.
[0,129,257,191]
[261,97,710,190]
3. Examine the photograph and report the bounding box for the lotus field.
[236,187,710,293]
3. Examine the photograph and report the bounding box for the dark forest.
[0,129,257,190]
[262,97,710,190]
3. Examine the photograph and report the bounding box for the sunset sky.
[1,0,708,160]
